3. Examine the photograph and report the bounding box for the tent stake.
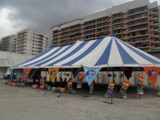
[110,69,115,104]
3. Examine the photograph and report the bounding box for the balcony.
[112,16,123,20]
[84,32,96,37]
[128,27,148,32]
[70,29,80,33]
[128,15,148,22]
[52,41,59,44]
[153,40,160,44]
[97,29,108,34]
[97,24,108,29]
[60,33,70,37]
[69,36,80,39]
[84,27,96,31]
[59,38,68,42]
[129,34,149,39]
[53,34,58,37]
[150,22,159,26]
[84,32,95,36]
[96,20,109,24]
[96,32,108,37]
[52,36,58,40]
[114,32,123,35]
[138,46,150,50]
[52,32,59,36]
[70,25,81,30]
[84,37,95,41]
[128,10,148,16]
[129,40,150,44]
[97,35,106,39]
[112,21,122,25]
[112,26,123,30]
[83,22,96,27]
[152,17,159,22]
[150,29,159,33]
[150,11,158,15]
[150,34,159,38]
[128,21,148,27]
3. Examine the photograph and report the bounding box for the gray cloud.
[0,0,159,38]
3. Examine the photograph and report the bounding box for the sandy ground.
[0,80,160,120]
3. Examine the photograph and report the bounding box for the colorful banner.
[83,66,101,86]
[23,68,32,81]
[143,67,160,87]
[48,68,59,83]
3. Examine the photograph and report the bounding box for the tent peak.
[110,33,115,37]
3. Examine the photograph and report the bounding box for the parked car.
[4,69,16,79]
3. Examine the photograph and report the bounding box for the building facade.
[51,0,160,51]
[0,34,16,52]
[16,28,48,55]
[0,51,34,78]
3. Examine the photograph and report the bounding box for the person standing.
[89,81,95,94]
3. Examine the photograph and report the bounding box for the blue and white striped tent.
[16,36,160,68]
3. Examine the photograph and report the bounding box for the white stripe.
[108,39,123,65]
[19,47,59,67]
[118,38,160,62]
[46,41,95,67]
[115,38,153,65]
[73,37,110,67]
[83,37,112,67]
[41,41,84,66]
[28,46,68,67]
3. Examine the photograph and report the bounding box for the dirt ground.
[0,80,160,120]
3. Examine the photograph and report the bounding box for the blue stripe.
[95,38,113,66]
[47,41,90,66]
[115,38,138,64]
[17,47,54,67]
[24,47,63,67]
[62,38,103,66]
[118,38,160,64]
[31,45,74,67]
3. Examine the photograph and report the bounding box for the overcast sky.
[0,0,159,38]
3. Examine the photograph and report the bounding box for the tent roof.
[15,36,160,69]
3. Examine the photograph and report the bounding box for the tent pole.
[57,67,81,98]
[111,68,115,104]
[30,68,39,82]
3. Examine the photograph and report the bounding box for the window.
[0,58,5,65]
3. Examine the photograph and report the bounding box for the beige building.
[0,34,16,52]
[51,0,160,51]
[47,34,53,47]
[16,28,48,55]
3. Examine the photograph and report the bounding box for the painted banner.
[83,66,101,86]
[143,67,160,87]
[48,68,59,83]
[23,68,32,81]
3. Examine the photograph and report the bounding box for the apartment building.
[47,34,53,47]
[0,34,16,52]
[51,0,160,51]
[16,28,48,55]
